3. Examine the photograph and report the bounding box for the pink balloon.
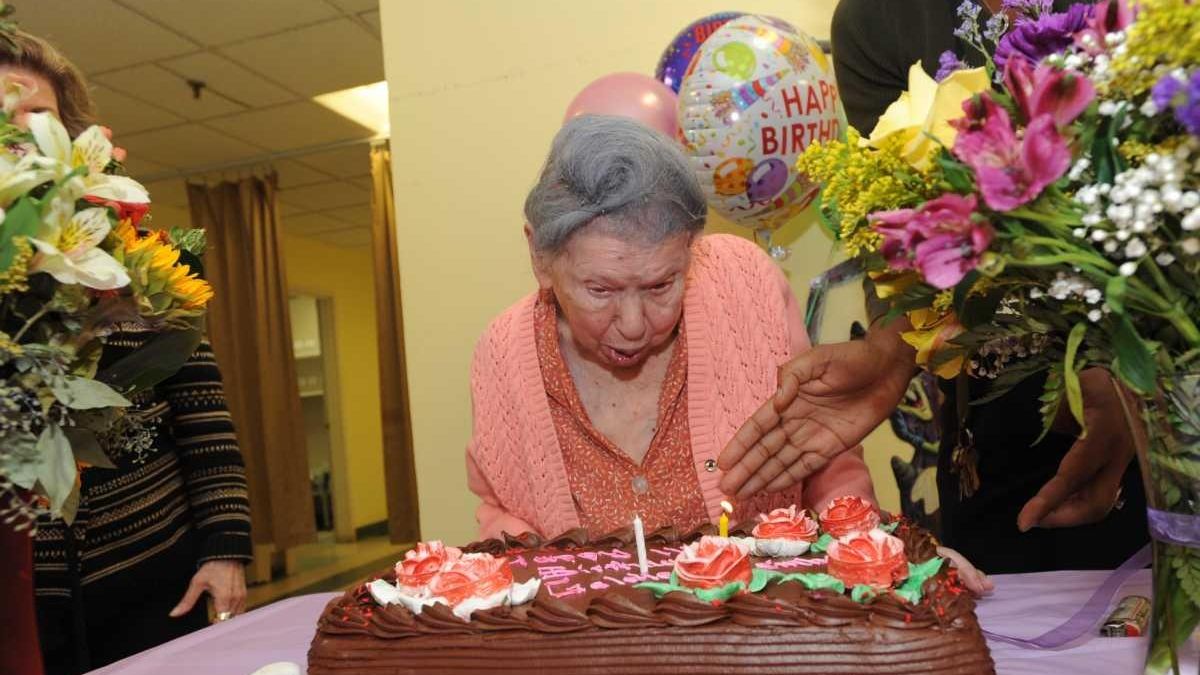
[563,72,679,138]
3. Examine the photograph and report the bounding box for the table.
[90,569,1198,675]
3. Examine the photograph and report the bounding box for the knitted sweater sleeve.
[160,339,253,564]
[466,324,539,539]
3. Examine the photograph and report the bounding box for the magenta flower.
[871,193,995,289]
[951,95,1072,211]
[1074,0,1136,54]
[1004,58,1096,128]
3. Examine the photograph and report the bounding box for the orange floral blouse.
[534,294,709,536]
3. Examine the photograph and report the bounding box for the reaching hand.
[937,545,994,596]
[1017,368,1137,531]
[169,560,247,621]
[718,329,916,499]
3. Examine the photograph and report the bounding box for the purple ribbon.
[982,544,1152,649]
[1147,508,1200,548]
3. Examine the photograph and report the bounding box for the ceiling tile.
[120,124,265,168]
[14,0,196,74]
[296,145,371,178]
[220,19,383,96]
[282,212,347,235]
[206,101,373,152]
[273,159,335,188]
[314,227,372,248]
[144,179,190,207]
[328,0,378,13]
[121,154,170,179]
[345,175,373,192]
[278,180,369,210]
[327,204,372,227]
[119,0,340,45]
[160,53,299,107]
[91,85,184,135]
[359,10,381,37]
[95,65,246,120]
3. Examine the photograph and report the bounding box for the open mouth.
[603,345,645,366]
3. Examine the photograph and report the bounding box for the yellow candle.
[719,500,733,538]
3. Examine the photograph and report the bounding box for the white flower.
[1105,240,1120,254]
[27,204,130,290]
[1082,213,1103,226]
[1183,209,1200,231]
[1140,99,1160,117]
[1125,239,1148,258]
[1162,186,1184,212]
[1119,261,1138,276]
[1156,252,1176,266]
[1029,288,1044,299]
[1084,288,1103,304]
[1182,238,1200,256]
[1088,309,1103,322]
[26,113,149,206]
[1074,228,1088,238]
[1182,192,1200,210]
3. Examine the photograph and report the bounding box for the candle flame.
[720,500,734,514]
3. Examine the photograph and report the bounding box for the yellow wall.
[382,0,910,544]
[283,234,388,530]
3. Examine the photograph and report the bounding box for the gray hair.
[524,115,706,254]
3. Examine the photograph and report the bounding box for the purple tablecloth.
[89,568,1198,675]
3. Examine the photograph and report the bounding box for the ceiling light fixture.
[313,80,390,137]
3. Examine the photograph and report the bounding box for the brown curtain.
[369,143,421,543]
[186,173,316,551]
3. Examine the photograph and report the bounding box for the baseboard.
[354,520,389,540]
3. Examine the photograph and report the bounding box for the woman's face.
[534,226,693,371]
[0,66,60,129]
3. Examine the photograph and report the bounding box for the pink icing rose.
[751,505,819,541]
[673,536,753,590]
[428,553,514,607]
[395,541,462,589]
[826,529,908,589]
[819,495,882,538]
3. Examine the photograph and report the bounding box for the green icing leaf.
[694,581,746,603]
[634,581,682,598]
[810,533,834,554]
[850,585,879,604]
[893,557,947,605]
[777,572,845,594]
[881,521,899,533]
[749,568,785,593]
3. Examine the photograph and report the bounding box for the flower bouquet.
[798,1,1199,671]
[0,76,213,532]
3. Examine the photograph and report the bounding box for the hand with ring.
[169,560,248,623]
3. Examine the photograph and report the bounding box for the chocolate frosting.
[309,521,995,674]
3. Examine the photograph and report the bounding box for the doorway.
[288,293,353,542]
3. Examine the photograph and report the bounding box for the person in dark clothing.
[718,0,1149,574]
[1,29,253,674]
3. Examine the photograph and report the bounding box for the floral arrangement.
[368,542,541,621]
[797,1,1198,671]
[0,76,212,531]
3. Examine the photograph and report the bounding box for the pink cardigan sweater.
[466,234,875,539]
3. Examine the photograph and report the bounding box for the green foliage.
[0,197,40,271]
[1038,365,1066,443]
[1112,315,1158,395]
[1064,323,1088,434]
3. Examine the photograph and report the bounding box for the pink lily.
[1074,0,1136,55]
[951,94,1072,211]
[871,193,995,289]
[1004,59,1096,128]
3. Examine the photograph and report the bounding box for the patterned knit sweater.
[466,234,876,539]
[34,328,253,598]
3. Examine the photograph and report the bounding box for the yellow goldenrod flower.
[1104,0,1200,98]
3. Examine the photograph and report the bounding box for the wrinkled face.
[534,227,693,371]
[0,66,60,129]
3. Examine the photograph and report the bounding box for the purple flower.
[994,4,1092,71]
[1152,70,1200,136]
[936,51,967,82]
[871,194,995,289]
[951,95,1072,211]
[1001,0,1053,15]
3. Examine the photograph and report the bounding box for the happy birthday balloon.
[679,15,845,232]
[655,12,745,93]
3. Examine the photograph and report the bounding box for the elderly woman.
[465,115,876,540]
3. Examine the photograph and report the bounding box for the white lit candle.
[632,514,649,578]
